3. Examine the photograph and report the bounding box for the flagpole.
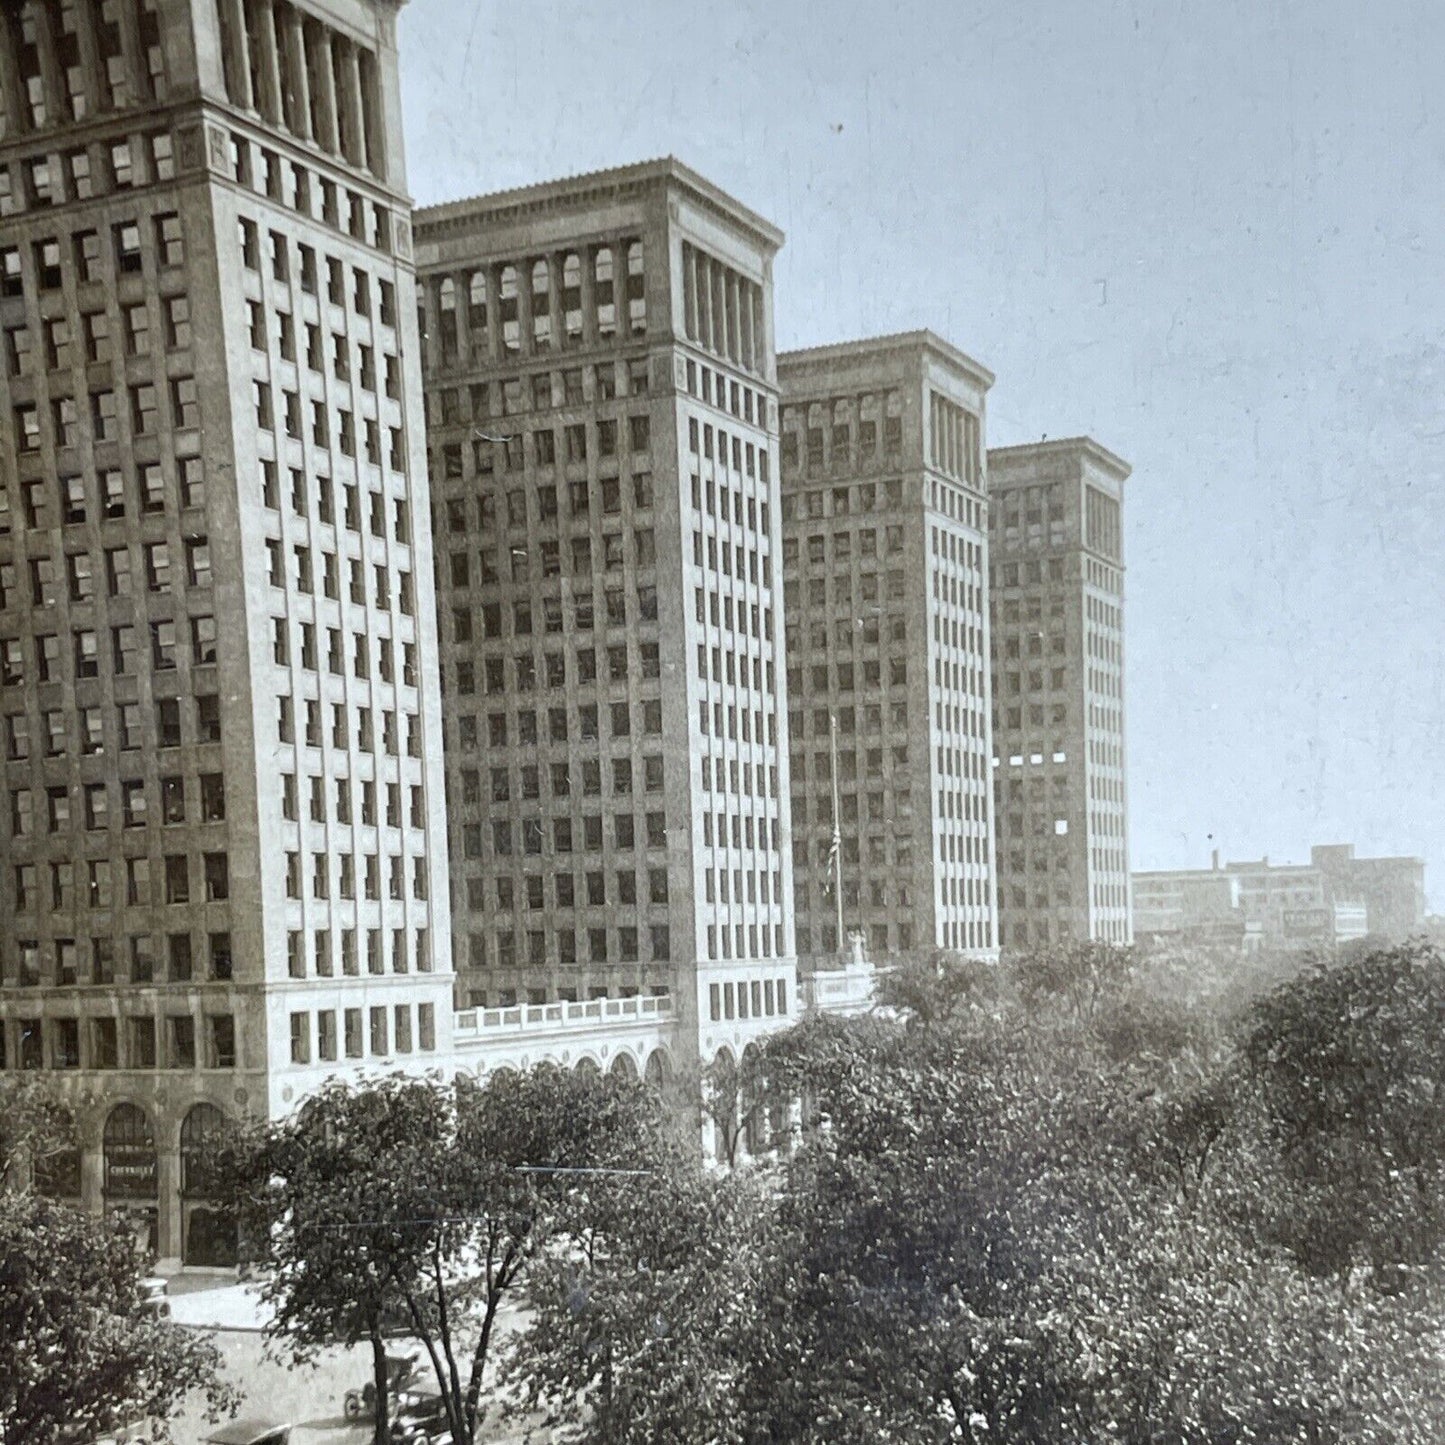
[830,713,844,956]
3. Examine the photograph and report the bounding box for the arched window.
[468,268,491,343]
[530,259,551,350]
[574,1056,601,1078]
[884,387,904,458]
[180,1103,227,1197]
[562,252,583,344]
[103,1103,156,1201]
[594,247,615,339]
[644,1046,670,1086]
[498,265,519,354]
[625,241,645,335]
[436,276,458,360]
[608,1051,638,1081]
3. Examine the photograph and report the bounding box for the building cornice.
[779,329,995,392]
[414,156,784,255]
[988,436,1131,481]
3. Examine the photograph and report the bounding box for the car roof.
[205,1422,291,1445]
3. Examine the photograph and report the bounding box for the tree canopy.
[0,1191,236,1445]
[0,1074,82,1192]
[225,1064,680,1445]
[216,941,1445,1444]
[493,944,1441,1441]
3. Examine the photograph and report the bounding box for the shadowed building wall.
[779,333,999,967]
[414,159,797,1079]
[0,0,453,1264]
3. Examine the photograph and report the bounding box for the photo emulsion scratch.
[0,2,1441,1442]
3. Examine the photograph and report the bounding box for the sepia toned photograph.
[1,1,1441,1441]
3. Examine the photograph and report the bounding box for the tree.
[1010,935,1136,1026]
[1240,942,1445,1282]
[503,1161,769,1443]
[876,947,1002,1028]
[0,1191,237,1444]
[726,944,1445,1443]
[221,1072,454,1445]
[228,1066,676,1445]
[433,1065,683,1440]
[694,1051,770,1168]
[0,1074,81,1192]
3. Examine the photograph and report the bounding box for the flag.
[821,827,840,894]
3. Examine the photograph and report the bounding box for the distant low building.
[1134,845,1426,948]
[1308,843,1426,941]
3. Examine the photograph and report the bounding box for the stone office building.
[779,333,999,966]
[0,0,454,1264]
[414,159,797,1078]
[987,439,1132,949]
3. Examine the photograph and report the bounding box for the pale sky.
[396,0,1445,908]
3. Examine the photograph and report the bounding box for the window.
[290,1013,310,1065]
[164,295,192,349]
[150,133,175,181]
[0,247,22,296]
[344,1009,363,1058]
[207,1015,236,1069]
[113,222,142,275]
[155,213,184,266]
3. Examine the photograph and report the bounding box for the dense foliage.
[223,1065,680,1445]
[219,941,1445,1444]
[0,1184,236,1443]
[0,1073,82,1191]
[501,941,1445,1443]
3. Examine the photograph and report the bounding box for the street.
[170,1333,373,1445]
[165,1280,546,1445]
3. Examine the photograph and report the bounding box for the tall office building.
[0,0,453,1263]
[779,334,999,966]
[414,159,796,1074]
[987,439,1131,949]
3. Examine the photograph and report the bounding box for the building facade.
[778,333,998,966]
[0,0,453,1264]
[1309,843,1426,941]
[987,439,1131,950]
[413,159,797,1078]
[1136,844,1425,947]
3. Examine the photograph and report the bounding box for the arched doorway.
[103,1103,158,1258]
[608,1051,639,1082]
[643,1049,671,1090]
[180,1104,237,1267]
[574,1056,601,1078]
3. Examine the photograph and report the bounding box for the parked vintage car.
[137,1276,171,1319]
[343,1347,423,1421]
[390,1387,451,1445]
[204,1423,292,1445]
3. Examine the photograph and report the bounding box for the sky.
[395,0,1445,907]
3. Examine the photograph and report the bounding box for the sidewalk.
[169,1280,274,1333]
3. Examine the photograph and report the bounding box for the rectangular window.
[289,1013,310,1064]
[344,1009,363,1058]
